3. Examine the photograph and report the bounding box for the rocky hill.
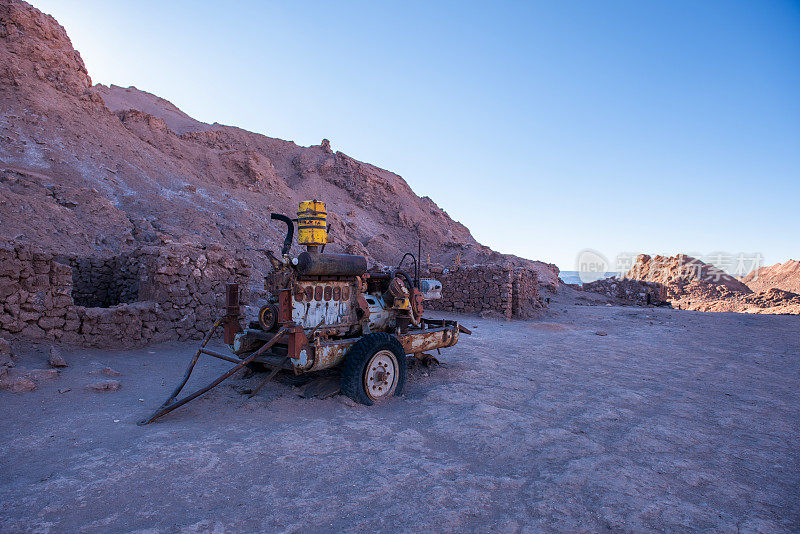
[741,259,800,294]
[0,0,558,287]
[623,254,800,314]
[624,254,752,294]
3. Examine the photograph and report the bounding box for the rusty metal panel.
[398,326,459,354]
[308,338,356,371]
[278,289,292,323]
[306,324,460,372]
[288,326,310,366]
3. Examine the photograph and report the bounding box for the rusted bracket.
[137,325,288,425]
[247,355,290,398]
[420,318,472,335]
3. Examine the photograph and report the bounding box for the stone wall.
[423,264,543,319]
[0,242,251,347]
[577,277,667,305]
[63,255,140,308]
[512,268,541,319]
[0,245,73,340]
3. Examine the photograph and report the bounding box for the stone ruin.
[575,277,667,306]
[0,242,250,348]
[64,255,140,308]
[423,264,545,319]
[0,239,550,351]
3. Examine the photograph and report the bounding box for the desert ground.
[1,298,798,533]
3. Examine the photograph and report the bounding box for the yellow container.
[393,297,410,310]
[297,200,327,246]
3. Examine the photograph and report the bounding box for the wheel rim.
[364,349,399,400]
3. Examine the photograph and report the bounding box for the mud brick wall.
[0,241,251,347]
[578,277,667,305]
[423,264,543,319]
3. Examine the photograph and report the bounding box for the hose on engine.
[270,213,294,255]
[396,253,418,288]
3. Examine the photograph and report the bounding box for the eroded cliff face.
[0,0,559,286]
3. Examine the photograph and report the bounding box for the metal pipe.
[417,239,421,288]
[138,326,288,425]
[199,348,242,364]
[248,355,290,398]
[224,283,241,345]
[143,318,222,415]
[270,213,294,255]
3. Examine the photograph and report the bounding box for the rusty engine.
[139,200,466,424]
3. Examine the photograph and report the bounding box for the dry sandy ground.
[1,302,798,533]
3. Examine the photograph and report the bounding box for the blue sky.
[32,0,800,271]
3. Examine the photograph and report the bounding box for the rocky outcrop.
[625,254,751,296]
[0,0,92,96]
[669,281,800,314]
[623,254,799,315]
[741,259,800,294]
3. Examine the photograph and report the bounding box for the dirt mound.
[0,0,558,287]
[741,259,800,294]
[624,254,799,314]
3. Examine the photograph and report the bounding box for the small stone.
[48,346,68,368]
[100,367,122,377]
[339,396,358,408]
[87,380,121,391]
[595,331,608,336]
[58,388,71,394]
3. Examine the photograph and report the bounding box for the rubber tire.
[341,332,407,406]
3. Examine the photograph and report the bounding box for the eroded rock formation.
[623,254,800,314]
